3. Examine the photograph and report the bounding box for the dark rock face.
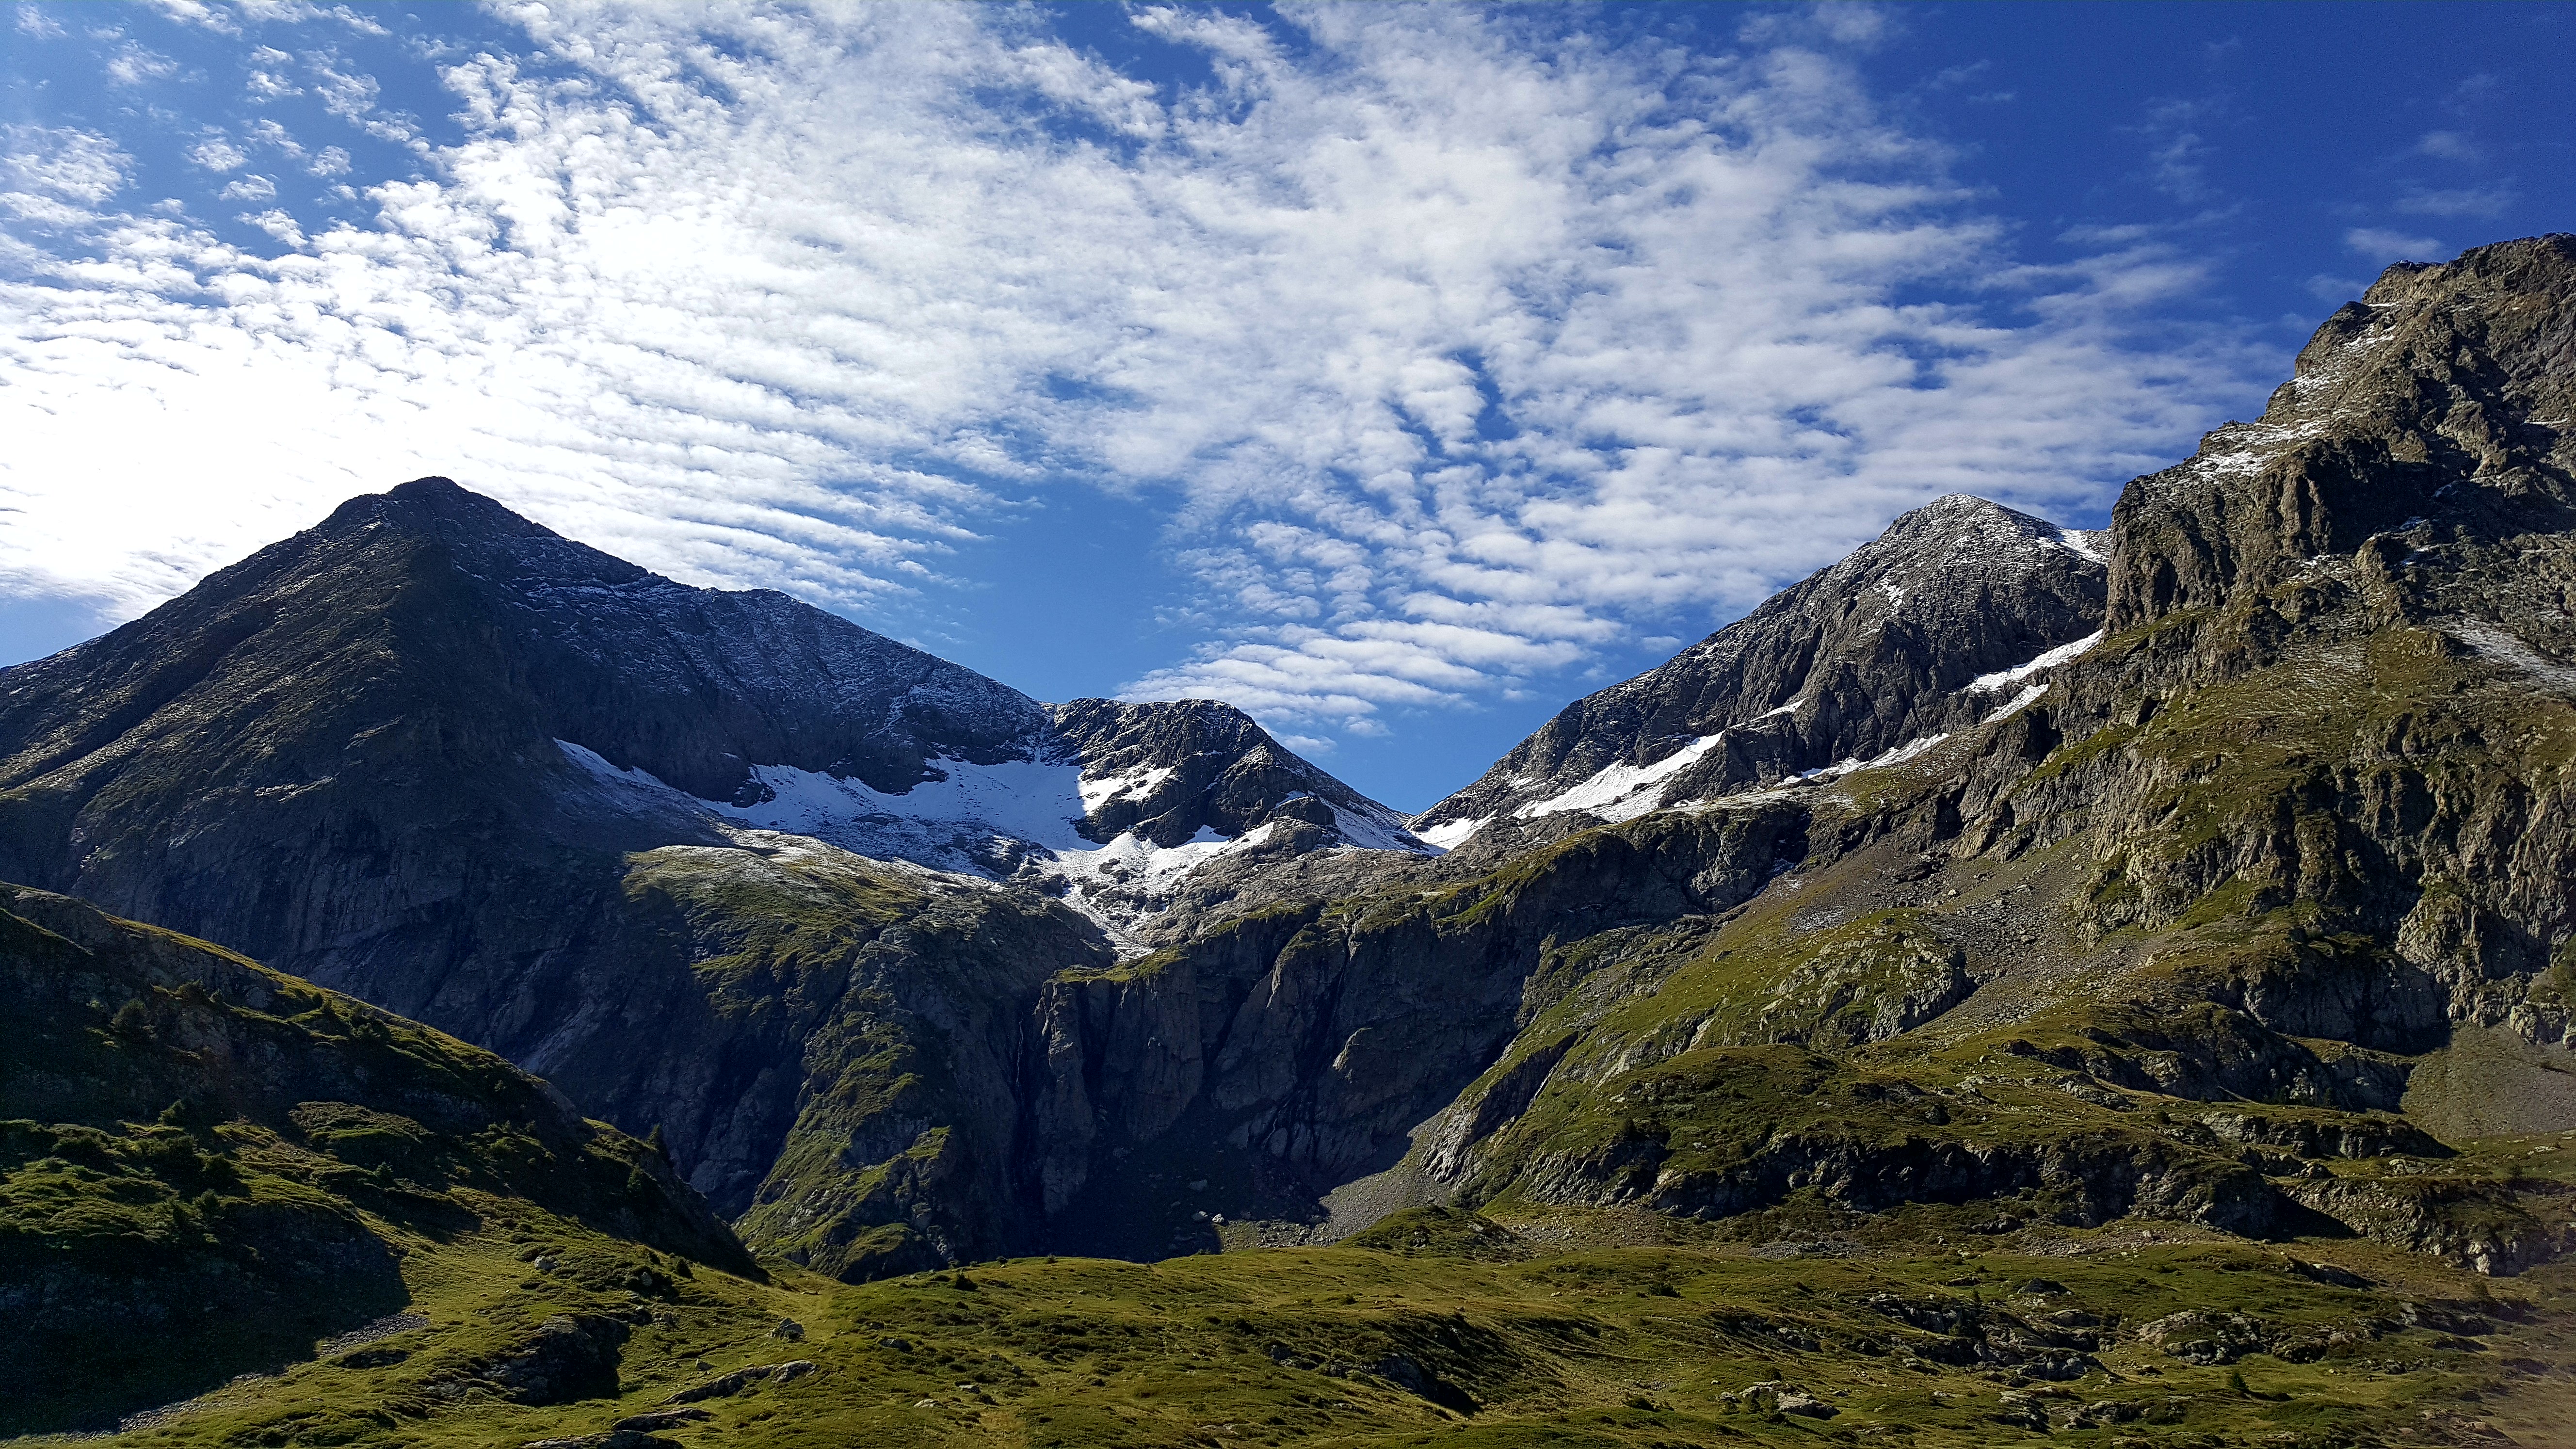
[1413,494,2106,843]
[1989,236,2576,1049]
[475,1313,633,1404]
[1026,806,1806,1257]
[2108,234,2576,633]
[566,840,1111,1276]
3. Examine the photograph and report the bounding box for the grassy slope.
[0,886,753,1437]
[63,1191,2576,1449]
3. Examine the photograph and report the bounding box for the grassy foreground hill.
[39,1200,2576,1448]
[0,883,756,1437]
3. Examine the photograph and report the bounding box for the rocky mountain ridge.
[3,238,2572,1343]
[0,476,1425,1276]
[1363,234,2576,1262]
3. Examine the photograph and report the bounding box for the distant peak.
[1881,493,2068,545]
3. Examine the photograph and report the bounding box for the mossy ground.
[36,1186,2574,1449]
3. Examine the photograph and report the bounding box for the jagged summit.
[1414,492,2107,846]
[2110,233,2576,632]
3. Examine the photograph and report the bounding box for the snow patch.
[2054,529,2109,564]
[1415,815,1487,851]
[1079,764,1174,812]
[732,757,1094,852]
[1513,731,1727,824]
[1982,684,2049,724]
[2451,624,2576,694]
[1330,801,1433,852]
[552,741,1419,946]
[1853,732,1950,771]
[1055,823,1253,897]
[1967,631,2102,692]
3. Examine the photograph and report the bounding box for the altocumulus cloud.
[0,2,2268,740]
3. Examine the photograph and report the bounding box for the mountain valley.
[9,236,2576,1445]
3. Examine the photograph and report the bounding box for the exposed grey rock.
[2106,235,2576,634]
[1413,493,2106,844]
[1724,1380,1835,1417]
[664,1360,816,1404]
[477,1313,630,1405]
[1049,697,1421,851]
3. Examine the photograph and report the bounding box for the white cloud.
[2394,185,2512,218]
[2,127,130,208]
[0,3,2269,743]
[16,5,63,39]
[187,137,250,171]
[219,173,278,201]
[140,0,237,33]
[2345,226,2444,263]
[104,39,181,86]
[2413,129,2479,162]
[245,207,305,244]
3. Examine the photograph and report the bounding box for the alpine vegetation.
[7,239,2576,1444]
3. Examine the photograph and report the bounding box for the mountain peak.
[2110,232,2576,630]
[1415,493,2108,842]
[320,474,564,544]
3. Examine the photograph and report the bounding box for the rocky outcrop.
[472,1313,633,1404]
[1971,237,2576,1058]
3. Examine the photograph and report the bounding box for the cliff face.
[2107,237,2576,633]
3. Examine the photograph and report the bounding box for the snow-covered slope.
[560,727,1421,948]
[1413,495,2109,845]
[0,476,1427,961]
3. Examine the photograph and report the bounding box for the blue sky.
[2,2,2568,809]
